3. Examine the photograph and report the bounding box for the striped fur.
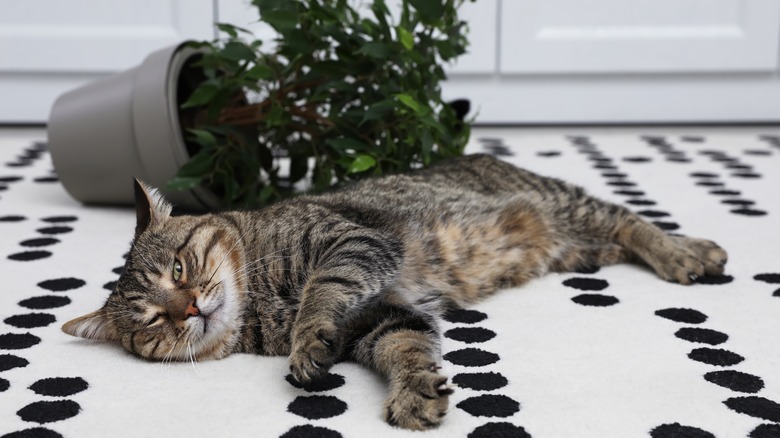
[62,154,727,430]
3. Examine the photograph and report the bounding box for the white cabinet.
[0,0,213,123]
[2,0,780,124]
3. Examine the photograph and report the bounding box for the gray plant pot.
[48,42,221,211]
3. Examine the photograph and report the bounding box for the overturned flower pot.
[48,42,221,211]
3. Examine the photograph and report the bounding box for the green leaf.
[357,42,394,59]
[220,41,256,62]
[348,154,376,174]
[186,129,217,148]
[360,100,394,125]
[167,176,203,191]
[395,93,423,115]
[408,0,444,24]
[396,26,414,50]
[177,149,215,178]
[216,23,252,38]
[245,64,274,81]
[261,10,299,31]
[181,83,219,108]
[327,137,370,153]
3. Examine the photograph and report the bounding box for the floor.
[1,126,779,438]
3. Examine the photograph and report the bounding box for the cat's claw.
[288,322,341,384]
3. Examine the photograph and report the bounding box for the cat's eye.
[172,259,183,282]
[147,314,165,327]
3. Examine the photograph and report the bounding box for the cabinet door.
[500,0,780,74]
[0,0,213,123]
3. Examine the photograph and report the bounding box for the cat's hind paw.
[384,367,452,430]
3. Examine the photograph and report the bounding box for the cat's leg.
[288,227,403,384]
[344,297,452,430]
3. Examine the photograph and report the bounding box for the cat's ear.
[133,179,172,239]
[61,308,118,341]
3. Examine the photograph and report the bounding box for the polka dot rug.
[1,128,779,437]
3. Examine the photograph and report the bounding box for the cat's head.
[62,180,248,361]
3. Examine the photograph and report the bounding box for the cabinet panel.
[500,0,780,74]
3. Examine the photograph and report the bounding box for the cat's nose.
[184,301,200,319]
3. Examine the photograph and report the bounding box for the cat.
[63,153,728,430]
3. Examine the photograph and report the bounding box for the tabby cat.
[63,154,728,430]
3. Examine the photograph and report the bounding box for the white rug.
[1,127,779,438]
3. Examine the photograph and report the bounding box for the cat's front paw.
[289,322,340,384]
[384,365,453,430]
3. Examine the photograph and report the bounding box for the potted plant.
[48,0,472,211]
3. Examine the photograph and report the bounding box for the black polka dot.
[607,181,637,187]
[574,265,600,274]
[37,278,86,292]
[704,370,764,394]
[750,423,780,438]
[774,288,780,297]
[637,210,670,218]
[731,208,767,216]
[17,400,80,423]
[19,238,60,248]
[456,394,520,418]
[443,309,487,324]
[593,164,617,170]
[688,348,744,366]
[650,423,714,438]
[4,313,56,329]
[562,277,609,291]
[537,151,561,157]
[452,372,508,391]
[744,149,772,156]
[602,172,628,178]
[696,181,724,187]
[653,221,680,231]
[724,396,780,422]
[690,172,719,178]
[571,294,619,307]
[614,190,645,196]
[710,189,740,196]
[0,184,7,192]
[667,157,691,163]
[36,226,72,235]
[623,156,651,163]
[0,333,41,350]
[19,296,71,310]
[681,136,705,143]
[589,157,612,163]
[29,377,88,397]
[655,308,707,324]
[287,395,347,419]
[626,199,656,206]
[6,160,33,168]
[754,274,780,284]
[112,266,124,275]
[40,216,77,223]
[285,373,345,392]
[103,281,118,292]
[697,275,733,285]
[675,327,728,345]
[0,377,8,392]
[0,354,29,371]
[732,172,761,179]
[722,199,755,206]
[8,251,52,261]
[444,348,500,367]
[0,176,23,183]
[725,163,753,170]
[445,327,496,344]
[33,176,58,183]
[280,425,342,438]
[468,422,531,438]
[1,428,63,438]
[0,215,26,222]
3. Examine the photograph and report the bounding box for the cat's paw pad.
[384,368,452,430]
[672,236,728,276]
[289,324,340,384]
